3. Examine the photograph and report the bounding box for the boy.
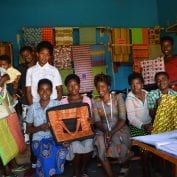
[26,41,63,105]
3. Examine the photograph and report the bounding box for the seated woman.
[26,79,68,177]
[126,72,152,136]
[92,74,130,177]
[61,74,93,177]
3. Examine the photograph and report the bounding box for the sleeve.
[14,68,21,76]
[53,68,62,86]
[125,97,143,129]
[147,91,156,109]
[116,93,126,120]
[25,105,34,123]
[26,68,32,87]
[91,98,101,122]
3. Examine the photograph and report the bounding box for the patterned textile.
[53,46,72,69]
[23,27,42,47]
[79,27,96,44]
[133,58,142,73]
[111,28,131,62]
[55,27,73,46]
[32,138,67,177]
[147,89,177,109]
[132,45,149,58]
[149,44,163,59]
[90,44,105,66]
[140,57,165,85]
[128,125,148,137]
[149,26,161,44]
[72,45,94,93]
[152,95,177,134]
[42,27,54,45]
[0,117,19,165]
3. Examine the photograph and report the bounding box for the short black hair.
[154,71,169,81]
[36,41,53,55]
[64,74,80,86]
[0,55,11,64]
[160,36,174,45]
[20,46,33,54]
[38,78,53,90]
[94,73,111,87]
[128,72,144,85]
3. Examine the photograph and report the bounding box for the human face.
[95,81,109,98]
[67,79,80,96]
[37,48,51,66]
[131,78,143,95]
[161,40,173,58]
[0,60,10,70]
[156,74,169,91]
[21,50,34,64]
[38,83,52,101]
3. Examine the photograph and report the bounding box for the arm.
[0,74,10,87]
[56,85,63,100]
[26,86,33,105]
[26,122,49,134]
[26,68,33,105]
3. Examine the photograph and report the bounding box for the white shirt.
[125,90,151,129]
[26,62,62,103]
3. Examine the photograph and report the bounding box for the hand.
[40,123,50,131]
[143,123,153,133]
[104,130,111,148]
[62,141,70,147]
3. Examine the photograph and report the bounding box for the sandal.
[118,167,129,177]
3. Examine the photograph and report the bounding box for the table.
[132,140,177,177]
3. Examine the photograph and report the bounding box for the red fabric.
[7,113,26,153]
[42,27,54,45]
[165,56,177,82]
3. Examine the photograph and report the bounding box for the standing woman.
[61,74,93,177]
[92,74,130,177]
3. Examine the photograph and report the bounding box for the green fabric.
[131,28,143,44]
[92,65,107,97]
[79,27,96,44]
[128,125,148,137]
[59,68,74,95]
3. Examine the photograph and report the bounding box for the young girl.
[26,78,67,177]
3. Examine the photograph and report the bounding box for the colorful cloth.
[147,89,177,109]
[149,26,161,44]
[32,138,67,177]
[152,95,177,134]
[42,27,54,45]
[53,46,72,69]
[72,45,94,93]
[140,57,165,85]
[23,27,42,47]
[128,125,149,137]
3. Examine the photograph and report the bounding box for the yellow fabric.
[111,28,130,62]
[0,118,18,165]
[6,66,21,84]
[152,95,177,134]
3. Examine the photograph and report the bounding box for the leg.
[73,153,82,177]
[80,152,92,176]
[99,159,114,177]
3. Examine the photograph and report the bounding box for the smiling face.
[21,50,34,64]
[38,83,52,102]
[67,79,80,96]
[37,48,51,66]
[131,78,143,95]
[0,60,10,70]
[95,81,109,98]
[155,74,169,91]
[161,40,173,58]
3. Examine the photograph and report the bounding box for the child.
[26,41,63,105]
[126,72,152,136]
[0,55,21,97]
[26,78,67,177]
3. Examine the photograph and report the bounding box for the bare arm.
[56,85,63,100]
[26,86,33,105]
[26,122,49,134]
[0,74,10,87]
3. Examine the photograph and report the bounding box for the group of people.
[0,35,177,177]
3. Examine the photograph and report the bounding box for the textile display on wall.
[149,44,163,59]
[72,45,94,93]
[55,27,73,46]
[152,95,177,134]
[47,102,94,143]
[22,27,42,47]
[149,26,161,44]
[41,27,54,45]
[111,28,131,62]
[90,44,106,66]
[79,27,96,44]
[140,56,165,85]
[53,46,72,69]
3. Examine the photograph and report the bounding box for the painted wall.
[0,0,159,90]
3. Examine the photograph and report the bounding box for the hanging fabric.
[42,27,55,45]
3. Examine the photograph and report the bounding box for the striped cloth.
[72,45,94,93]
[42,27,54,45]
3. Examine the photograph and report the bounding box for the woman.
[26,79,67,177]
[126,72,152,136]
[92,74,130,177]
[61,74,93,177]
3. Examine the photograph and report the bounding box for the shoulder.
[49,99,61,106]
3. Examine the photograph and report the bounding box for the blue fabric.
[32,138,68,177]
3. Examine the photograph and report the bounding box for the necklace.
[102,94,112,131]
